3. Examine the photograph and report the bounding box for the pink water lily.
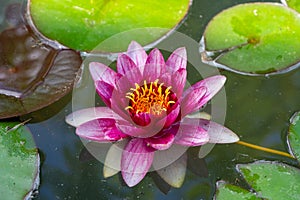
[66,41,239,187]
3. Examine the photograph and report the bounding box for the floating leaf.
[28,0,191,52]
[239,161,300,199]
[282,0,300,13]
[215,181,260,200]
[0,3,82,119]
[215,161,300,199]
[200,3,300,75]
[0,122,40,200]
[288,111,300,160]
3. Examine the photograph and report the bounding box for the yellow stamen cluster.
[125,80,175,116]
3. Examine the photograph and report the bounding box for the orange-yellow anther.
[125,80,175,116]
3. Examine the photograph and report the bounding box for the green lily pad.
[238,161,300,199]
[215,161,300,199]
[215,181,260,200]
[201,3,300,75]
[0,122,40,200]
[288,111,300,160]
[282,0,300,13]
[28,0,191,52]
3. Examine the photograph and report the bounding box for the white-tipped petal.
[203,120,239,143]
[65,107,121,127]
[186,111,211,120]
[155,153,187,188]
[103,140,127,178]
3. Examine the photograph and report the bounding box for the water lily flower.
[66,41,239,187]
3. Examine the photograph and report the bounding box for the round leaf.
[28,0,191,52]
[288,111,300,161]
[282,0,300,13]
[237,161,300,199]
[0,3,82,119]
[215,181,260,200]
[0,122,40,200]
[201,3,300,75]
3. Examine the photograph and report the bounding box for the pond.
[1,0,300,199]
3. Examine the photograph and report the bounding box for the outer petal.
[95,81,114,107]
[121,138,155,187]
[126,41,147,73]
[65,107,122,127]
[89,62,121,87]
[180,86,207,117]
[155,153,187,188]
[145,132,175,150]
[165,47,187,72]
[198,119,239,143]
[103,140,128,178]
[173,118,209,146]
[143,48,166,82]
[183,75,226,108]
[76,118,127,142]
[117,54,140,76]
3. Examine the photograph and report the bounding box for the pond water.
[2,0,300,199]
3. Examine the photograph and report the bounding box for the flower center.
[125,80,176,116]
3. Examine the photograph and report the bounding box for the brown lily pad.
[0,3,82,119]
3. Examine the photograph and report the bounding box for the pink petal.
[171,68,187,97]
[143,48,166,82]
[198,119,239,143]
[131,112,151,126]
[117,54,140,76]
[95,81,114,107]
[116,119,164,138]
[173,118,209,146]
[126,41,147,73]
[156,104,180,128]
[110,94,132,122]
[183,75,226,109]
[159,68,187,98]
[89,62,121,87]
[166,47,187,72]
[145,132,175,150]
[180,86,207,117]
[65,107,122,127]
[76,119,127,142]
[115,67,143,93]
[116,121,148,137]
[121,138,155,187]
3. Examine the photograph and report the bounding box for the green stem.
[236,141,294,159]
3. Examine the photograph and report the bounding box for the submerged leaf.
[288,111,300,161]
[28,0,191,52]
[201,3,300,75]
[0,122,40,200]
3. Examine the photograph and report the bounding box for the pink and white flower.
[66,41,239,187]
